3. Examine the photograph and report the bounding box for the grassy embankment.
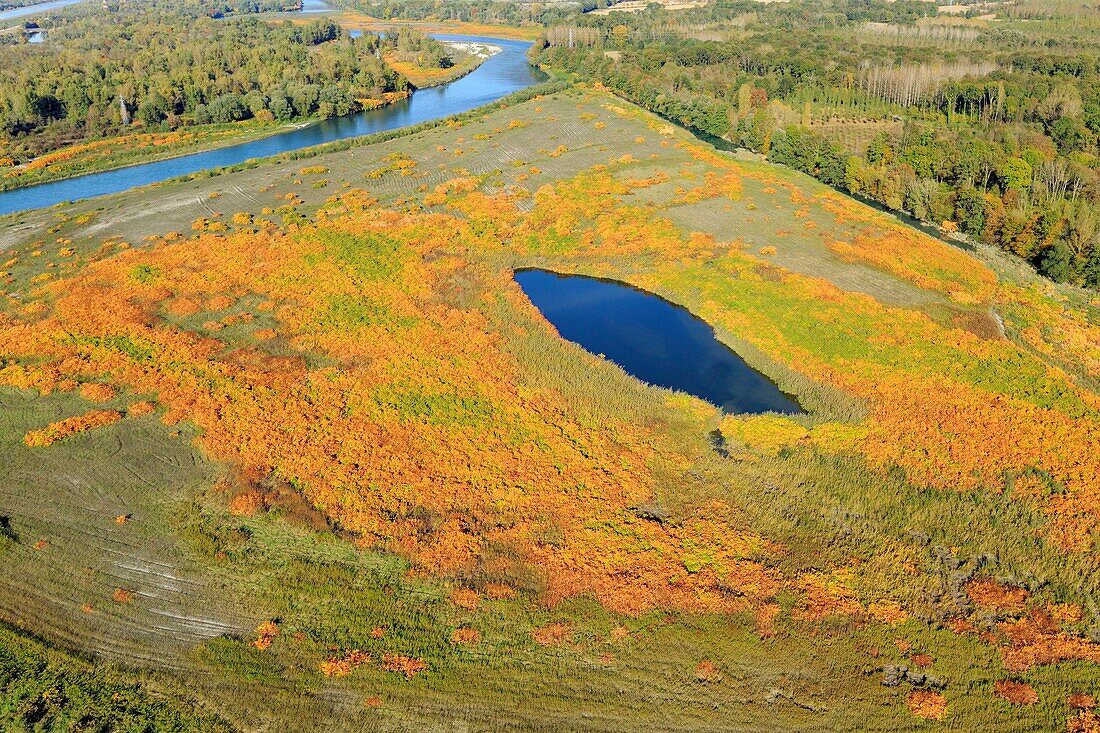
[1,86,1099,731]
[0,123,286,192]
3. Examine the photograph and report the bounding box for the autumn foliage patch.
[23,410,122,447]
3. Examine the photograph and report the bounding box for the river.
[0,34,541,216]
[0,0,82,21]
[515,270,803,415]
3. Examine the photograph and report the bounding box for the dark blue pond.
[0,35,541,216]
[515,270,802,415]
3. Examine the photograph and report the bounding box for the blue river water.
[515,270,803,415]
[0,35,540,216]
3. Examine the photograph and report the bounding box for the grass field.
[1,85,1099,731]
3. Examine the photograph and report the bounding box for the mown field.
[1,85,1099,731]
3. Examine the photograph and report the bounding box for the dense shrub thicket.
[0,622,231,731]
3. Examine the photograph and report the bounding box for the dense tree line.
[327,0,613,27]
[0,6,405,161]
[197,0,303,18]
[533,0,1100,289]
[392,28,454,68]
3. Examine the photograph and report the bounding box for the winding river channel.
[0,34,542,216]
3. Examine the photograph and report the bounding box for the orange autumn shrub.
[1069,711,1100,733]
[79,382,116,402]
[998,612,1100,672]
[23,409,122,447]
[966,578,1030,612]
[531,623,572,646]
[907,690,947,720]
[320,649,370,677]
[995,680,1038,705]
[911,654,934,669]
[790,572,862,621]
[252,621,279,650]
[1068,694,1097,710]
[754,603,781,638]
[112,588,134,604]
[228,490,266,517]
[127,400,156,417]
[827,228,996,302]
[450,588,479,610]
[694,660,722,683]
[868,601,909,625]
[483,583,516,600]
[381,654,427,678]
[451,627,481,645]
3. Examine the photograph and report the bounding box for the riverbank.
[0,30,513,197]
[0,35,541,216]
[0,122,288,193]
[386,39,501,89]
[327,11,542,41]
[0,93,419,193]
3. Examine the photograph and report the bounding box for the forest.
[531,0,1100,290]
[0,8,404,162]
[329,0,615,27]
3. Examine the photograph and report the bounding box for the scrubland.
[1,86,1098,731]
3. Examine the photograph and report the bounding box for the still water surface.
[515,270,803,415]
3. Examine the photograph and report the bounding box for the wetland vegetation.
[1,1,1099,732]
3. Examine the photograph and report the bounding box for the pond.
[515,269,803,415]
[0,35,541,215]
